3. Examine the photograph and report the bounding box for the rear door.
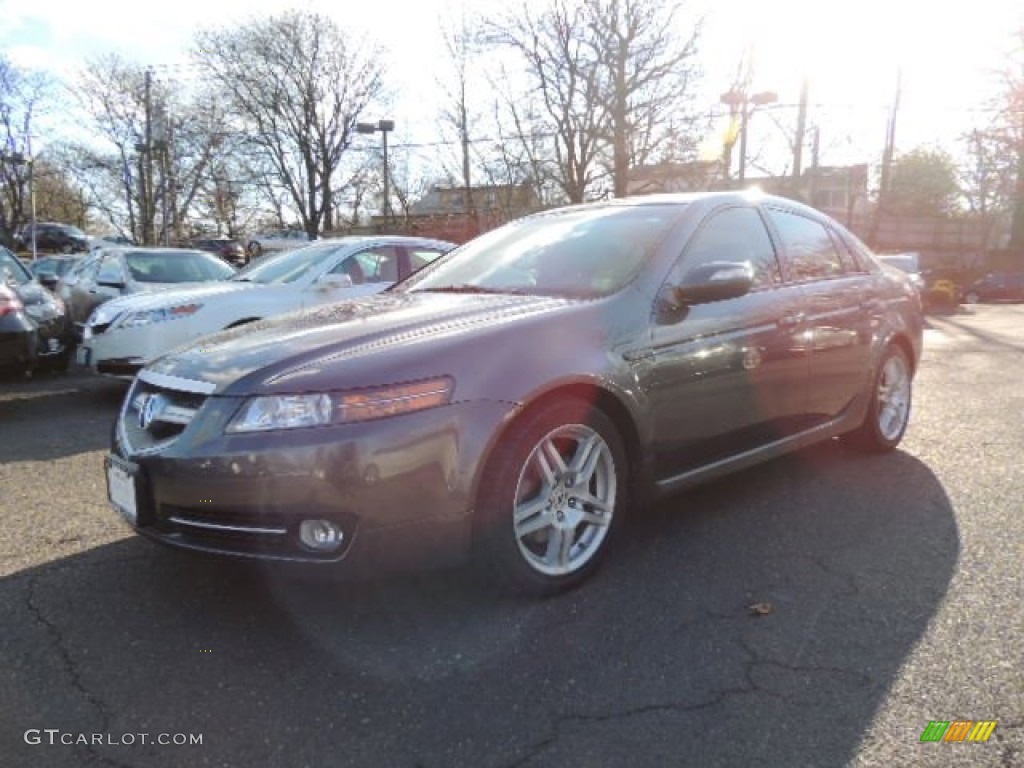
[765,206,874,426]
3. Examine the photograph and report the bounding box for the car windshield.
[401,205,684,298]
[0,248,32,285]
[125,250,236,283]
[232,241,343,284]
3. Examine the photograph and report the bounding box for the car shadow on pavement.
[926,312,1024,354]
[0,441,957,768]
[0,372,127,462]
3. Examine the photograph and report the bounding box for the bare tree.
[69,56,229,242]
[30,155,91,227]
[585,0,703,196]
[196,10,385,238]
[960,128,1015,256]
[994,27,1024,258]
[0,56,51,237]
[494,1,608,203]
[437,12,483,213]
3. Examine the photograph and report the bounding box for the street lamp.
[720,89,777,186]
[356,119,395,226]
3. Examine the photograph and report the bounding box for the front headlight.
[117,302,203,330]
[226,377,453,433]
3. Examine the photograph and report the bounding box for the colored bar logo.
[920,720,997,742]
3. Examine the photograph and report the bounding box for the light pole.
[720,89,777,187]
[356,119,395,228]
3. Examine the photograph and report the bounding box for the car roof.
[522,191,830,219]
[309,235,457,248]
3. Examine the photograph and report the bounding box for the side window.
[96,255,125,284]
[768,209,844,281]
[671,206,782,289]
[78,255,102,282]
[830,231,865,274]
[408,248,447,274]
[329,246,399,284]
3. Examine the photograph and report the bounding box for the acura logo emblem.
[137,393,166,430]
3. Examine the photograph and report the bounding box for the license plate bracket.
[105,455,139,525]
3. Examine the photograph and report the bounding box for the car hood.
[101,281,262,315]
[145,291,576,395]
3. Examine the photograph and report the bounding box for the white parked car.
[246,229,313,259]
[77,236,454,379]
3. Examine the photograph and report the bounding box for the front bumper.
[1,312,68,370]
[109,381,517,574]
[80,321,194,379]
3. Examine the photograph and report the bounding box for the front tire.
[843,344,913,453]
[476,397,628,596]
[247,242,262,258]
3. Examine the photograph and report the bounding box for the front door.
[645,205,811,479]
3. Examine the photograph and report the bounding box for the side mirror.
[96,277,126,289]
[315,273,353,290]
[38,274,59,290]
[671,261,754,306]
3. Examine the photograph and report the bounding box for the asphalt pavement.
[0,305,1021,767]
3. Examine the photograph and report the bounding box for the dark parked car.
[190,238,247,267]
[28,254,84,290]
[105,193,923,595]
[962,272,1024,304]
[0,247,70,373]
[17,222,90,254]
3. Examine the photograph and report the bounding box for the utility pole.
[871,68,902,246]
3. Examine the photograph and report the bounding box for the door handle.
[623,348,654,362]
[778,311,806,328]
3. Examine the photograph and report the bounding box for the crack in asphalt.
[23,573,136,768]
[501,612,875,768]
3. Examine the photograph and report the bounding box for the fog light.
[299,520,344,551]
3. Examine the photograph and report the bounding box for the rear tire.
[475,397,628,597]
[842,344,912,453]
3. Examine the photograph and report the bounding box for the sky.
[2,0,1022,181]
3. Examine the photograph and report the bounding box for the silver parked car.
[64,247,236,339]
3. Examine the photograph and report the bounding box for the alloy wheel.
[512,424,617,577]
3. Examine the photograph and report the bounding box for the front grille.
[119,375,208,456]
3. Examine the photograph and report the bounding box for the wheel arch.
[470,379,646,539]
[886,332,917,375]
